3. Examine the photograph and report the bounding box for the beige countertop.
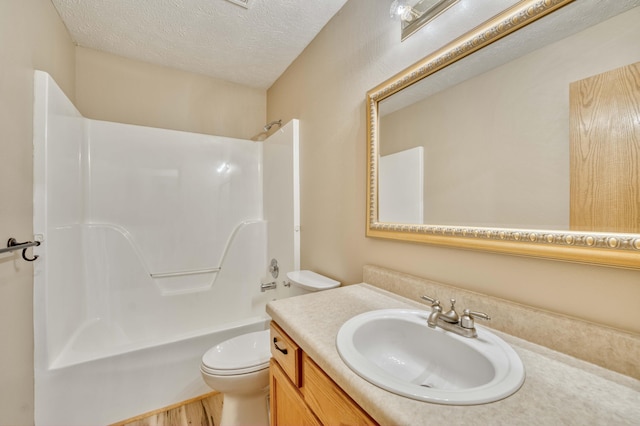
[266,284,640,425]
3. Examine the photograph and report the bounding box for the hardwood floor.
[111,392,224,426]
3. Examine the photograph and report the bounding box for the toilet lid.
[201,330,271,375]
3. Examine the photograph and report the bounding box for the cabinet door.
[301,353,378,426]
[270,359,321,426]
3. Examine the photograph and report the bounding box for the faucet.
[420,295,490,338]
[260,280,277,292]
[421,296,443,327]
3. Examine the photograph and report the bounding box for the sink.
[336,309,525,405]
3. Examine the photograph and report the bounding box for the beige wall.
[0,0,76,424]
[267,0,640,334]
[75,47,266,140]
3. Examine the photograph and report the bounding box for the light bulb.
[390,0,409,19]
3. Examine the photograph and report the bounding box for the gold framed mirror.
[366,0,640,269]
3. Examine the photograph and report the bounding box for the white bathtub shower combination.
[32,71,299,425]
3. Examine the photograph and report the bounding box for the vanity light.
[390,0,420,22]
[391,0,460,41]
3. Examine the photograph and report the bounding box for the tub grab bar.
[150,267,221,278]
[148,220,261,280]
[1,238,41,261]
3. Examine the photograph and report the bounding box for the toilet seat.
[201,330,271,376]
[201,361,269,376]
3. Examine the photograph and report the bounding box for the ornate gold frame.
[366,0,640,269]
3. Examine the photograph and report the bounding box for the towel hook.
[21,247,38,262]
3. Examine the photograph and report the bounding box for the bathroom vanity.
[267,271,640,425]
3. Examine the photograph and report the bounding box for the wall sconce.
[391,0,460,41]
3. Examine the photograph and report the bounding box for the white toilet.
[200,330,271,426]
[200,270,340,426]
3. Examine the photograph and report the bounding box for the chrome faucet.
[420,295,490,338]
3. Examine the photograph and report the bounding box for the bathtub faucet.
[260,281,277,292]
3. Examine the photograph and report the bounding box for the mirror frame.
[366,0,640,269]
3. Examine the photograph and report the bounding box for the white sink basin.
[336,309,525,405]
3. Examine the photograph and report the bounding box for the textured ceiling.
[51,0,349,89]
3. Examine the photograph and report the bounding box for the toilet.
[200,270,340,426]
[285,270,341,296]
[200,330,271,426]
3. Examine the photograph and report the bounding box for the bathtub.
[34,220,275,425]
[36,315,270,425]
[34,219,278,424]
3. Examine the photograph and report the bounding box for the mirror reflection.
[377,2,640,233]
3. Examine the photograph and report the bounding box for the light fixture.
[391,0,460,41]
[390,0,420,22]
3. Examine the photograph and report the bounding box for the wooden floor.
[112,392,224,426]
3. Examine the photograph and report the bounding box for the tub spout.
[260,281,277,292]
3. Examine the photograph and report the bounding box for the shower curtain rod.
[1,238,41,261]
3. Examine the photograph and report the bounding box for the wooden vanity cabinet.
[269,322,378,426]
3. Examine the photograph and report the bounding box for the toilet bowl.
[200,330,271,426]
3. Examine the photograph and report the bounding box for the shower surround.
[32,71,298,425]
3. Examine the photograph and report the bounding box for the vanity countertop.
[266,284,640,425]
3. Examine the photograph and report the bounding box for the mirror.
[367,0,640,269]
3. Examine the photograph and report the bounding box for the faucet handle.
[420,295,440,307]
[468,310,491,320]
[460,309,491,329]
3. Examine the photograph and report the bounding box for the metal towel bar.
[0,238,41,261]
